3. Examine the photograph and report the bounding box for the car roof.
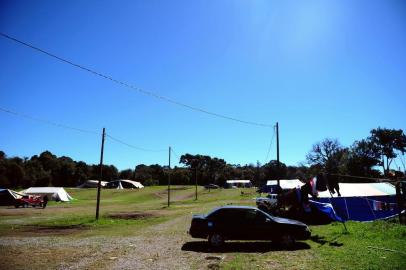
[213,205,258,210]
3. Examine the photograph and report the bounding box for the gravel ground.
[0,215,217,270]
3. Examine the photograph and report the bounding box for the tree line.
[0,127,404,189]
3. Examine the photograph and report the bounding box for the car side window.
[244,210,258,221]
[255,211,268,222]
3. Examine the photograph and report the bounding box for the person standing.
[42,195,48,209]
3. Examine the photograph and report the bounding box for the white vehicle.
[256,193,279,211]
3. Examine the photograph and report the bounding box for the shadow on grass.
[310,234,344,247]
[181,241,311,253]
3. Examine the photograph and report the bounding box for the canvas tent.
[317,182,398,222]
[0,189,23,205]
[263,179,303,193]
[106,180,144,189]
[77,180,108,188]
[22,187,73,202]
[225,180,252,188]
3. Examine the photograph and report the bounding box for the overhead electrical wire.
[327,173,395,183]
[0,106,99,135]
[263,125,276,164]
[170,148,183,162]
[106,134,166,153]
[0,32,273,128]
[0,106,167,153]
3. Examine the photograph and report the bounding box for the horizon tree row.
[0,127,404,188]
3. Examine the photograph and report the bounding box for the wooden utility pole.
[195,167,198,200]
[168,146,171,207]
[276,122,280,187]
[96,127,105,220]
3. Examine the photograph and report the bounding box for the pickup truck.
[15,195,44,208]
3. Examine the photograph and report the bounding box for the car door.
[252,210,276,240]
[208,209,238,239]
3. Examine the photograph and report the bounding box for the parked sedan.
[189,205,310,247]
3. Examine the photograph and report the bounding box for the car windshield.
[205,207,221,218]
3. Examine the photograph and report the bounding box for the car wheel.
[208,233,225,248]
[277,234,296,248]
[15,205,19,208]
[23,203,29,208]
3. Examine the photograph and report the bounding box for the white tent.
[317,182,396,198]
[77,180,108,188]
[23,187,73,202]
[107,180,144,189]
[225,180,253,188]
[266,179,303,190]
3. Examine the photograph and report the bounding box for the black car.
[189,205,310,247]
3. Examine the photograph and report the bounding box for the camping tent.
[225,180,252,188]
[316,183,397,221]
[267,179,303,190]
[0,189,23,206]
[106,180,144,189]
[263,179,303,193]
[22,187,73,202]
[77,180,108,188]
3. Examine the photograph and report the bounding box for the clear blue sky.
[1,0,405,170]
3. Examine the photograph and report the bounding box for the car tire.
[23,203,29,208]
[208,233,225,248]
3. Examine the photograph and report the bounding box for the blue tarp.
[318,195,398,222]
[309,200,344,222]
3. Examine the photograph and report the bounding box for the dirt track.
[0,215,224,270]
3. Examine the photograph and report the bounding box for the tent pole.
[329,189,347,232]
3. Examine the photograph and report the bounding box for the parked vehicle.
[189,205,310,247]
[14,195,44,208]
[204,184,220,189]
[256,193,279,212]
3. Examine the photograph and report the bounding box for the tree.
[52,156,76,186]
[119,169,134,179]
[369,128,406,175]
[306,138,346,174]
[263,160,287,180]
[341,139,381,178]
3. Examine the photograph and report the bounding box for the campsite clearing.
[0,186,405,270]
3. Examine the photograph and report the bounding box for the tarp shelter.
[263,179,303,193]
[22,187,73,202]
[225,180,252,188]
[0,189,23,205]
[317,183,398,222]
[77,180,108,188]
[106,180,144,189]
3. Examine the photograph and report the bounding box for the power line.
[0,32,273,128]
[1,106,168,153]
[106,134,166,153]
[0,106,99,135]
[171,148,183,161]
[263,125,276,164]
[327,173,395,183]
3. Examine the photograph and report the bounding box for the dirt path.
[0,214,216,270]
[108,215,213,270]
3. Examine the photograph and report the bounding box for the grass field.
[0,186,405,269]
